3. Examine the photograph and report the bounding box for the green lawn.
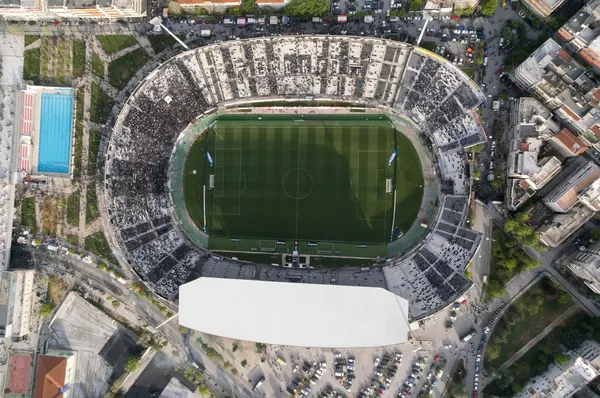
[87,130,101,176]
[21,197,37,234]
[108,47,150,90]
[73,87,85,178]
[96,35,138,54]
[65,234,79,246]
[90,82,114,124]
[66,190,80,227]
[92,52,105,78]
[484,277,573,369]
[184,115,423,253]
[72,39,86,78]
[84,232,116,263]
[86,183,99,224]
[25,35,40,47]
[147,34,179,53]
[23,47,40,84]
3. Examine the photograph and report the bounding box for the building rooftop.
[538,205,595,247]
[553,128,588,156]
[33,355,67,398]
[179,277,411,348]
[48,293,138,398]
[544,161,600,212]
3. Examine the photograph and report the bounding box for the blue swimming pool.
[38,93,73,174]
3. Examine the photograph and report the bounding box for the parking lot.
[251,342,443,398]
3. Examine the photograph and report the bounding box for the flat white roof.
[179,277,410,348]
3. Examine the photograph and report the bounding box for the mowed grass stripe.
[186,117,423,245]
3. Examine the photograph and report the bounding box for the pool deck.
[19,85,74,178]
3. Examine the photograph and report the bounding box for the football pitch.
[183,114,424,255]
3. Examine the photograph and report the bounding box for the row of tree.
[486,225,541,300]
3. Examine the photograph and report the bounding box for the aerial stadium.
[103,35,485,347]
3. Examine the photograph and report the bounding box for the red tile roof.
[34,356,67,398]
[557,28,573,41]
[560,105,581,121]
[554,128,588,156]
[557,49,572,63]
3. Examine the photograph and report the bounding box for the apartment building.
[521,0,567,18]
[505,98,562,210]
[0,0,146,19]
[557,0,600,73]
[564,240,600,294]
[512,39,600,147]
[543,161,600,213]
[0,270,35,340]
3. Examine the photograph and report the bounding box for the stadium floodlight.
[416,11,433,47]
[149,17,190,50]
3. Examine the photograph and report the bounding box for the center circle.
[283,168,314,200]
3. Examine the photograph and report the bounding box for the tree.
[231,368,238,375]
[491,178,503,189]
[398,9,407,17]
[486,344,500,361]
[179,326,189,334]
[420,41,437,52]
[554,352,569,365]
[480,0,498,16]
[285,0,329,16]
[232,342,239,352]
[590,229,600,241]
[500,258,518,270]
[111,300,120,309]
[241,359,248,367]
[462,6,474,15]
[224,361,232,369]
[476,54,484,65]
[409,0,422,11]
[124,356,141,372]
[448,382,468,398]
[241,0,256,14]
[39,301,55,317]
[255,343,266,354]
[486,280,505,300]
[167,0,181,16]
[496,370,514,390]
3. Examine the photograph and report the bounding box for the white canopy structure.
[179,277,411,348]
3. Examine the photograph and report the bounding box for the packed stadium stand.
[104,36,485,320]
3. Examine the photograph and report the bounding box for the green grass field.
[96,35,138,55]
[183,115,423,255]
[108,47,150,90]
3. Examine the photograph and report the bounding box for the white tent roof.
[179,277,410,348]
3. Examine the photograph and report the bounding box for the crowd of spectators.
[105,35,484,317]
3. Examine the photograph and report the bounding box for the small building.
[33,351,77,398]
[549,128,588,157]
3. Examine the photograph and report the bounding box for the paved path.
[496,306,577,373]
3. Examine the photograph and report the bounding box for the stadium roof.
[179,277,411,348]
